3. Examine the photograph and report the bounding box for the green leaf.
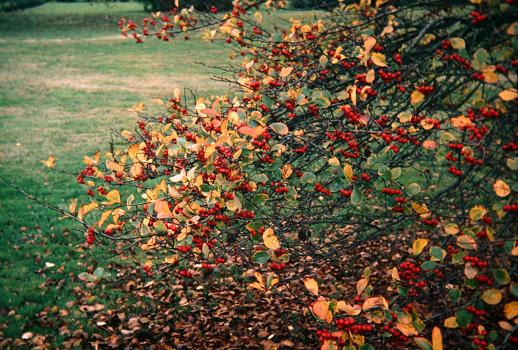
[252,251,271,264]
[414,337,432,350]
[421,260,438,270]
[391,167,402,180]
[300,172,317,184]
[492,268,511,286]
[455,309,473,328]
[351,188,362,205]
[449,288,461,303]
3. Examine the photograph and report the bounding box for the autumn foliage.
[40,0,518,348]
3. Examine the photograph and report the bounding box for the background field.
[0,2,320,343]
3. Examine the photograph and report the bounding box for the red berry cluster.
[416,85,434,94]
[398,260,425,295]
[448,166,464,177]
[269,262,286,271]
[177,245,191,253]
[270,181,289,194]
[315,182,332,196]
[470,11,487,25]
[382,188,402,195]
[178,269,193,278]
[466,305,488,318]
[86,228,95,245]
[339,189,352,197]
[503,204,518,212]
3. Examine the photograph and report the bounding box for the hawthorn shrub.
[41,0,518,348]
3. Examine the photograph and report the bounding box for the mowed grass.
[0,2,321,343]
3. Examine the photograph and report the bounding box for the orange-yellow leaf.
[356,278,369,296]
[312,297,333,323]
[444,316,459,328]
[396,322,418,336]
[422,140,437,150]
[343,164,354,180]
[41,155,56,168]
[499,89,518,101]
[304,278,319,296]
[411,90,425,105]
[483,71,499,84]
[493,179,511,197]
[280,66,294,78]
[504,301,518,319]
[69,198,78,214]
[281,164,293,179]
[420,118,435,130]
[362,296,388,311]
[432,327,443,350]
[451,115,473,129]
[154,199,173,219]
[263,228,280,250]
[336,301,362,315]
[106,160,124,173]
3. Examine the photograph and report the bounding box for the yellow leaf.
[263,228,280,250]
[281,164,293,179]
[41,155,56,168]
[504,301,518,319]
[364,36,377,53]
[78,202,98,220]
[270,122,289,135]
[154,199,173,219]
[396,322,418,336]
[328,157,340,166]
[444,223,459,235]
[254,11,262,24]
[356,278,369,296]
[469,205,487,221]
[362,296,388,311]
[105,190,121,204]
[444,316,459,328]
[343,164,353,180]
[304,278,319,296]
[279,66,294,78]
[450,37,465,49]
[336,301,362,315]
[97,210,112,228]
[493,179,511,197]
[411,90,425,105]
[432,327,443,350]
[391,267,400,280]
[371,52,388,67]
[481,289,502,305]
[226,196,242,212]
[398,111,412,123]
[238,125,265,138]
[412,238,429,255]
[69,198,78,214]
[106,160,124,173]
[129,102,145,113]
[312,297,333,323]
[499,89,518,101]
[366,69,375,83]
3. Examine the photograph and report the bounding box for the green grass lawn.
[0,2,321,344]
